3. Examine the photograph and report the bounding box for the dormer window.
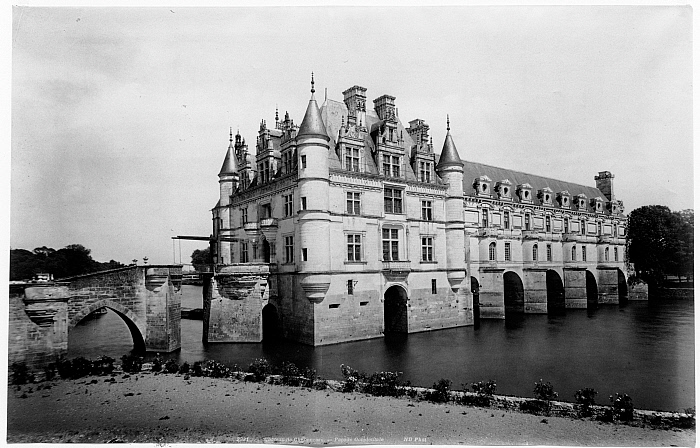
[344,146,361,172]
[538,187,553,205]
[607,200,620,214]
[590,197,605,213]
[557,191,571,208]
[517,183,533,203]
[419,161,432,183]
[473,175,492,197]
[382,155,401,178]
[495,179,513,200]
[576,194,587,211]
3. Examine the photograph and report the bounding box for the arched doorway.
[617,269,628,304]
[586,271,598,309]
[384,285,408,334]
[546,270,565,314]
[471,276,480,326]
[504,271,524,316]
[262,303,280,341]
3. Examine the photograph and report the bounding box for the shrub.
[71,357,93,378]
[458,380,496,407]
[299,367,317,388]
[610,393,634,421]
[574,388,598,417]
[340,364,365,393]
[10,362,33,385]
[428,378,452,403]
[248,358,272,382]
[192,361,203,377]
[471,380,497,396]
[313,378,329,390]
[151,354,163,373]
[203,360,231,378]
[120,354,144,373]
[533,379,558,401]
[280,361,302,386]
[91,356,115,376]
[163,359,180,374]
[56,358,74,379]
[44,363,58,382]
[178,362,190,375]
[520,399,552,416]
[364,371,403,397]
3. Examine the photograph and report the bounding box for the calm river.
[69,285,694,412]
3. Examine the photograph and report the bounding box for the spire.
[297,73,329,139]
[219,130,238,176]
[229,127,233,143]
[436,114,462,170]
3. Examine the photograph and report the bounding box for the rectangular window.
[482,209,489,228]
[382,228,400,261]
[421,236,434,262]
[345,147,360,172]
[545,216,551,232]
[525,214,531,231]
[260,203,272,219]
[383,188,403,214]
[301,197,307,210]
[421,200,433,221]
[346,192,361,215]
[420,161,432,183]
[504,211,510,230]
[301,155,307,169]
[504,242,511,261]
[347,234,362,262]
[284,236,294,263]
[240,207,248,226]
[614,247,619,261]
[302,248,308,262]
[546,244,552,261]
[582,245,587,262]
[284,194,293,217]
[382,155,401,178]
[240,242,248,263]
[269,242,276,261]
[431,279,437,294]
[347,279,354,295]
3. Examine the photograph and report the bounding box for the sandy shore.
[6,373,695,445]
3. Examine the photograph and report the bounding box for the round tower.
[217,128,239,264]
[296,74,331,303]
[436,116,467,291]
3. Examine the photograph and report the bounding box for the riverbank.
[6,372,695,445]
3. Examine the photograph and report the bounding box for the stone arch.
[69,299,146,352]
[470,276,480,324]
[504,271,524,316]
[586,270,598,309]
[546,270,565,314]
[384,284,408,334]
[262,303,280,341]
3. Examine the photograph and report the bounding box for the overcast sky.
[8,5,693,265]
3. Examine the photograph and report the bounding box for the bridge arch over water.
[504,271,525,316]
[384,284,409,334]
[69,299,146,351]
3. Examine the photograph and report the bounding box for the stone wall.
[8,285,70,374]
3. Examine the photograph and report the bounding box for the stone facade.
[210,79,633,346]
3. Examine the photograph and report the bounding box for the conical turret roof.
[436,115,462,170]
[297,73,329,140]
[219,130,238,176]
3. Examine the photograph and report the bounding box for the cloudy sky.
[8,4,693,265]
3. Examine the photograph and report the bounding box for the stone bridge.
[9,265,182,372]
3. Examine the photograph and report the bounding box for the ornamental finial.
[229,127,233,142]
[311,72,315,94]
[447,114,450,131]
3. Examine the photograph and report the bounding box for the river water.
[69,285,694,412]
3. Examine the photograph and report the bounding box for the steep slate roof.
[218,142,238,176]
[436,128,461,169]
[461,159,607,211]
[298,80,329,139]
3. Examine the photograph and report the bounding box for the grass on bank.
[9,356,695,431]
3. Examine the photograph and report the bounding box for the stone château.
[208,76,628,346]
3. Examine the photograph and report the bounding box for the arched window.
[571,245,577,261]
[488,242,496,261]
[532,244,538,262]
[605,247,610,261]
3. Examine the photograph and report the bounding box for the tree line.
[626,206,693,288]
[10,245,126,281]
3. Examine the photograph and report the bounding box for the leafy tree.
[191,247,211,270]
[627,205,694,287]
[10,249,41,281]
[9,244,125,280]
